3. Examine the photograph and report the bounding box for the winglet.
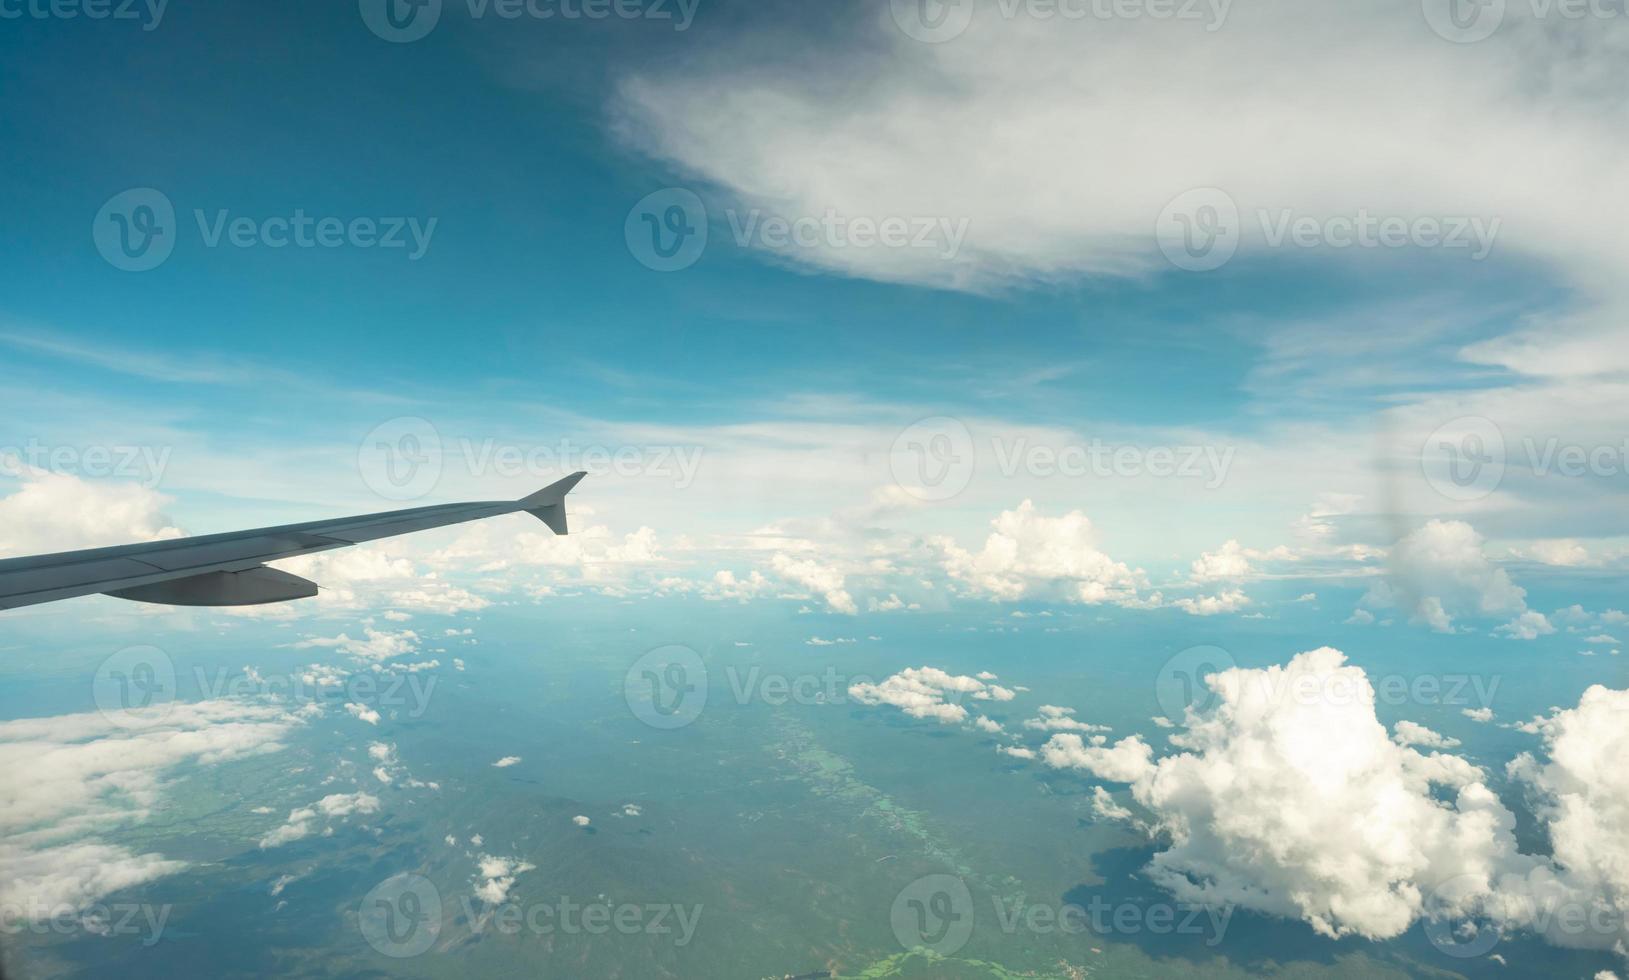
[519,471,586,535]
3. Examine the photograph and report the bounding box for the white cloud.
[344,703,381,726]
[771,553,857,615]
[849,666,1013,725]
[0,843,186,920]
[1507,685,1629,954]
[258,792,380,848]
[1365,521,1529,633]
[296,627,419,663]
[1040,733,1154,783]
[261,545,492,617]
[1516,539,1595,567]
[1055,648,1526,940]
[473,853,535,904]
[0,470,183,558]
[1189,540,1253,582]
[1393,720,1461,750]
[611,0,1629,354]
[935,501,1149,606]
[1497,610,1556,641]
[1028,645,1629,957]
[0,699,296,914]
[1090,786,1133,823]
[1173,589,1251,617]
[1023,704,1110,734]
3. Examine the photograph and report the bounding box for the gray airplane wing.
[0,472,585,611]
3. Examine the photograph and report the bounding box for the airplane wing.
[0,472,586,611]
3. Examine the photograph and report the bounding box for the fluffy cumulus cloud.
[1364,521,1536,634]
[1506,685,1629,954]
[1172,589,1251,617]
[258,792,381,849]
[1189,540,1254,582]
[0,470,183,557]
[1037,648,1527,939]
[849,667,1015,725]
[0,700,298,915]
[1023,704,1110,734]
[1023,645,1629,959]
[935,501,1149,606]
[1040,733,1153,783]
[770,553,857,615]
[295,627,421,662]
[473,853,536,905]
[270,547,490,617]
